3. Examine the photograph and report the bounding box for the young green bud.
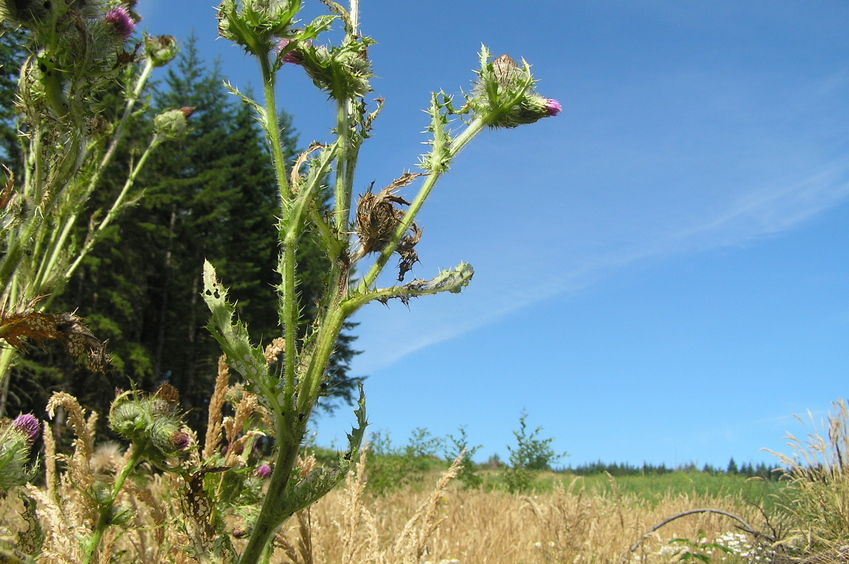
[149,418,182,455]
[153,108,190,140]
[217,0,300,55]
[298,38,374,100]
[109,399,151,443]
[144,35,179,67]
[109,390,190,462]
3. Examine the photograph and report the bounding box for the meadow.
[269,455,781,564]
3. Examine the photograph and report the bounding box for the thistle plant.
[0,0,180,413]
[0,413,40,494]
[210,0,560,560]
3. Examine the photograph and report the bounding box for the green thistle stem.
[59,133,164,293]
[82,445,145,564]
[334,100,351,236]
[237,418,305,564]
[259,53,291,201]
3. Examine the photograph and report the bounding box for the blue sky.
[139,1,849,468]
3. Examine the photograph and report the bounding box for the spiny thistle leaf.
[202,261,279,416]
[367,262,475,307]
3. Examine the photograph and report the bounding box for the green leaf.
[202,261,280,415]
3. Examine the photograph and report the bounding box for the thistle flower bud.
[154,108,189,140]
[109,390,189,462]
[109,400,151,442]
[12,414,40,444]
[144,35,179,68]
[256,463,272,478]
[217,0,301,53]
[104,6,136,40]
[470,47,561,129]
[150,418,182,454]
[299,39,374,100]
[0,420,38,492]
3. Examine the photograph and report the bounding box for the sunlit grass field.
[273,462,781,563]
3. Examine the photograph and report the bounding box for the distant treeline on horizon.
[560,458,783,480]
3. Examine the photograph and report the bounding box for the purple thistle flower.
[13,414,40,444]
[104,6,135,40]
[544,99,562,117]
[172,431,190,451]
[275,38,304,65]
[256,464,272,478]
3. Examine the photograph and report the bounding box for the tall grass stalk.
[767,398,849,560]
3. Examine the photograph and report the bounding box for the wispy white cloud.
[352,159,849,374]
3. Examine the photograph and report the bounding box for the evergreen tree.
[0,25,26,174]
[727,457,739,474]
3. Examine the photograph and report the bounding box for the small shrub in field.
[367,428,443,494]
[505,410,566,493]
[445,426,483,490]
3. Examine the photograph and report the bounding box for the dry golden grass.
[272,461,761,564]
[0,447,783,563]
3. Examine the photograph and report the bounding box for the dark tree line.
[565,459,782,480]
[2,35,361,432]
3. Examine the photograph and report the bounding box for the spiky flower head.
[104,6,135,39]
[297,37,375,100]
[545,99,562,116]
[109,389,189,465]
[144,35,179,67]
[12,414,40,444]
[153,108,191,140]
[150,418,182,454]
[217,0,301,54]
[470,47,561,128]
[256,463,272,478]
[0,419,38,492]
[173,431,191,451]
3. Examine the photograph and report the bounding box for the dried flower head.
[104,6,135,39]
[12,413,40,444]
[0,311,112,372]
[354,173,425,280]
